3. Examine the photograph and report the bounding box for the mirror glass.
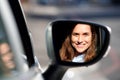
[50,20,110,64]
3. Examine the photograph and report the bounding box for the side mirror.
[45,20,111,67]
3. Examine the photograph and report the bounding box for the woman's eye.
[83,33,89,36]
[72,33,79,36]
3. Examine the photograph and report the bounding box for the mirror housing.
[45,20,111,67]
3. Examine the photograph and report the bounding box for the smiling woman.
[59,23,97,62]
[45,20,111,67]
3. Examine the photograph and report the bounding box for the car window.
[0,15,18,78]
[0,0,44,79]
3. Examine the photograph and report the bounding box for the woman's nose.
[78,36,84,42]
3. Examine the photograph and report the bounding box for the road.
[22,3,120,80]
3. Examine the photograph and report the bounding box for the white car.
[0,0,111,80]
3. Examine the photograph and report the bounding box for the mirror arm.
[42,64,68,80]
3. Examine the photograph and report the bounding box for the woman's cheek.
[71,36,77,42]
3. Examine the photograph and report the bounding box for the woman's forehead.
[73,24,91,33]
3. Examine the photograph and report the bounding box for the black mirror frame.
[45,19,111,67]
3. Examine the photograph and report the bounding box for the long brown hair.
[59,24,97,62]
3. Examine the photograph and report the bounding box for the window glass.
[0,16,17,78]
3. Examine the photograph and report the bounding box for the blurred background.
[20,0,120,80]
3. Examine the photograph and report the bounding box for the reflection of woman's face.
[0,43,15,69]
[71,24,92,54]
